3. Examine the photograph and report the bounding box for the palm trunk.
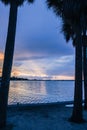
[0,3,18,128]
[83,38,87,110]
[70,28,83,123]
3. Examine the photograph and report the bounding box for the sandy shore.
[2,102,87,130]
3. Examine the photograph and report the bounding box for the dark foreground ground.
[1,102,87,130]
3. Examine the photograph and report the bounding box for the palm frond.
[1,0,24,5]
[27,0,34,3]
[62,20,72,42]
[1,0,10,5]
[1,0,34,6]
[46,0,63,16]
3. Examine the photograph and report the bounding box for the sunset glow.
[0,52,4,60]
[0,0,74,80]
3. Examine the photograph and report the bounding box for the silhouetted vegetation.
[0,0,35,128]
[10,76,28,81]
[46,0,87,123]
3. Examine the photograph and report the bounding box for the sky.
[0,0,75,80]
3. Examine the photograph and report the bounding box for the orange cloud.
[0,68,2,76]
[0,52,4,76]
[11,69,22,77]
[0,52,4,60]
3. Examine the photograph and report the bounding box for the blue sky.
[0,0,75,80]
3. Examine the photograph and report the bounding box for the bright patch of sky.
[0,0,75,79]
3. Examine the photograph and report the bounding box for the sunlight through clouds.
[0,52,4,76]
[0,0,75,80]
[0,52,4,60]
[12,54,75,80]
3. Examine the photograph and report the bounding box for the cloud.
[0,4,9,51]
[0,52,4,76]
[0,52,4,60]
[12,54,75,79]
[15,0,74,59]
[45,55,75,77]
[0,0,75,79]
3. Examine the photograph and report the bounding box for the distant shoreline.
[10,79,75,81]
[0,78,75,81]
[0,77,75,81]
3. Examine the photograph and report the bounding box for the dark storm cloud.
[15,0,74,59]
[25,36,73,56]
[15,56,46,61]
[15,35,74,60]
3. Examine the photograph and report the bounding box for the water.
[8,80,76,105]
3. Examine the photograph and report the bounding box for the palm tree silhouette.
[62,18,83,123]
[0,0,34,128]
[82,24,87,109]
[62,20,87,110]
[83,34,87,110]
[46,0,87,122]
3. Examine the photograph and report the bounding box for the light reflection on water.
[8,81,75,105]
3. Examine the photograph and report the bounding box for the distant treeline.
[0,77,76,81]
[0,77,28,81]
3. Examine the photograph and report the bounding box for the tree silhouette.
[46,0,87,122]
[0,0,34,128]
[62,19,87,110]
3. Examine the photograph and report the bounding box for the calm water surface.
[8,80,76,105]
